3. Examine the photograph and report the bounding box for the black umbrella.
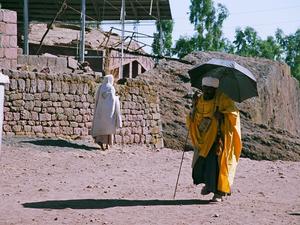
[188,58,258,102]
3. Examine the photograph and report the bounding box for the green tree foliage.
[173,0,229,58]
[233,27,260,57]
[232,27,300,82]
[233,27,282,60]
[152,20,173,57]
[173,36,197,59]
[279,29,300,81]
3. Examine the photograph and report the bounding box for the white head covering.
[103,74,114,85]
[202,76,219,88]
[100,74,115,98]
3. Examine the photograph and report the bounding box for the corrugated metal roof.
[1,0,172,22]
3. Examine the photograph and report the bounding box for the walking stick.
[173,91,198,199]
[173,129,190,199]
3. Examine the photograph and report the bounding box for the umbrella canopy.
[188,58,258,103]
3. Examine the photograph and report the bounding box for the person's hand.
[192,90,201,105]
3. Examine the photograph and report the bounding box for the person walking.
[186,76,242,202]
[91,74,122,150]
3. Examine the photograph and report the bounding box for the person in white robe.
[91,74,122,150]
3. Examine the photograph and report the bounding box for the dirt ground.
[0,136,299,225]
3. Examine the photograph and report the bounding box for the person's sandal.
[211,193,223,202]
[201,186,210,195]
[99,143,105,151]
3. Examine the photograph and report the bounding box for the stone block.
[30,79,37,93]
[41,92,50,100]
[53,81,62,92]
[67,57,78,69]
[65,94,74,102]
[5,48,17,59]
[56,107,64,114]
[52,127,61,134]
[145,135,152,144]
[64,108,73,117]
[81,127,89,136]
[61,101,70,108]
[76,84,84,95]
[0,48,4,57]
[134,134,140,143]
[32,125,43,133]
[122,135,130,144]
[27,55,39,66]
[0,58,10,69]
[37,56,48,68]
[46,107,55,114]
[9,79,17,90]
[12,125,22,132]
[0,35,9,47]
[47,57,57,68]
[2,10,17,23]
[37,79,46,92]
[39,113,52,121]
[73,127,82,135]
[5,23,17,35]
[45,80,52,92]
[21,110,31,120]
[70,122,78,127]
[75,115,83,122]
[4,112,13,121]
[9,35,17,47]
[34,100,42,107]
[33,107,41,112]
[3,124,12,132]
[23,125,32,132]
[152,113,160,120]
[0,22,5,33]
[24,101,34,110]
[62,127,73,135]
[11,59,17,69]
[56,57,67,69]
[43,127,52,134]
[115,135,122,144]
[10,93,22,100]
[69,83,77,94]
[61,82,69,94]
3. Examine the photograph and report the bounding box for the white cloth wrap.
[91,75,122,136]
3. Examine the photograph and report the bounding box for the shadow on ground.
[22,198,211,209]
[21,139,99,151]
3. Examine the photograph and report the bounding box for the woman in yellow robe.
[186,76,242,202]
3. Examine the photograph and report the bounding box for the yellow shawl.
[186,91,242,193]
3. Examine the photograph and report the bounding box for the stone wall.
[0,9,17,70]
[17,55,78,74]
[2,69,163,148]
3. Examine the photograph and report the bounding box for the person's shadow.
[22,198,211,209]
[21,139,99,151]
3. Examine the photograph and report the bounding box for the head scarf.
[202,76,219,88]
[103,74,114,86]
[100,74,115,97]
